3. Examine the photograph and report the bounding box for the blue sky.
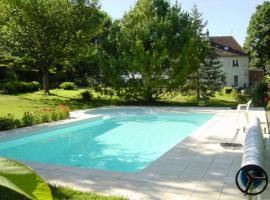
[99,0,266,46]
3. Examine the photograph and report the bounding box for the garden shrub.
[57,105,70,119]
[224,87,233,94]
[22,112,36,126]
[1,81,40,94]
[1,105,70,131]
[33,111,43,124]
[51,110,60,121]
[1,81,17,93]
[57,112,65,120]
[0,114,20,131]
[237,94,247,102]
[40,109,53,123]
[220,86,238,99]
[81,90,93,101]
[59,82,77,90]
[249,80,268,106]
[29,81,40,91]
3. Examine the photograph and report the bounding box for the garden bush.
[220,86,238,98]
[57,105,70,119]
[51,110,60,121]
[81,90,93,101]
[40,110,53,123]
[10,105,70,130]
[29,81,40,91]
[224,87,233,94]
[0,114,20,131]
[1,81,40,94]
[249,80,268,106]
[59,82,77,90]
[22,112,36,126]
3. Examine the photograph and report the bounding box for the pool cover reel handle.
[235,165,268,195]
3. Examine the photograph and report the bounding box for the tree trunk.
[42,68,50,95]
[145,86,155,103]
[196,74,200,101]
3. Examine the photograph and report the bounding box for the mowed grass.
[0,89,121,119]
[0,88,239,119]
[161,88,238,107]
[0,185,126,200]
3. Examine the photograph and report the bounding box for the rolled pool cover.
[235,117,268,196]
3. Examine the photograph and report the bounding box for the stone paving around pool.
[5,106,270,200]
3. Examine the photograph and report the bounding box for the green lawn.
[0,89,121,119]
[0,185,126,200]
[0,88,239,119]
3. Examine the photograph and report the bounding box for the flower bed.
[0,105,70,131]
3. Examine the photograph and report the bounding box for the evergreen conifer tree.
[200,47,225,101]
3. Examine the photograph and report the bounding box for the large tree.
[65,11,111,87]
[188,5,209,100]
[244,1,270,73]
[107,0,194,102]
[200,47,225,101]
[0,0,104,94]
[97,19,125,91]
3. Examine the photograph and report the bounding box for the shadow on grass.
[17,92,238,114]
[114,99,237,107]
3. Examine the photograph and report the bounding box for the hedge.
[0,81,40,94]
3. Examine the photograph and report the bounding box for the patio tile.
[219,185,245,200]
[119,172,155,182]
[163,189,193,200]
[194,181,224,193]
[191,191,221,200]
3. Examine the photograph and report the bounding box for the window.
[233,60,239,67]
[234,76,238,87]
[224,46,229,51]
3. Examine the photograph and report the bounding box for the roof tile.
[209,36,246,56]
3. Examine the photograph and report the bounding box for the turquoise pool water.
[0,108,213,172]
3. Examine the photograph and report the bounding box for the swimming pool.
[0,107,213,172]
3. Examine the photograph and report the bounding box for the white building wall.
[218,56,249,88]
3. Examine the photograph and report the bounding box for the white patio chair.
[236,100,252,123]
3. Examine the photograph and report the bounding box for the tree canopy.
[199,47,225,101]
[187,5,209,100]
[103,0,195,102]
[0,0,105,94]
[0,0,226,101]
[244,1,270,73]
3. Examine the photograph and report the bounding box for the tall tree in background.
[96,19,124,90]
[188,4,208,100]
[0,0,104,95]
[110,0,193,102]
[244,1,270,73]
[200,47,225,101]
[66,11,110,87]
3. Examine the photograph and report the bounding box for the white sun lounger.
[236,100,252,123]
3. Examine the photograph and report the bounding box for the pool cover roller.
[235,117,268,196]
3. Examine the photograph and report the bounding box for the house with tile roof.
[209,36,249,89]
